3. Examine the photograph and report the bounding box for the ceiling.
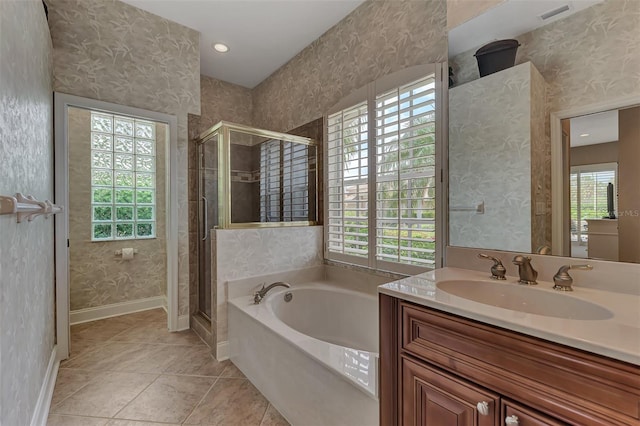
[448,0,603,57]
[120,0,365,88]
[570,110,618,148]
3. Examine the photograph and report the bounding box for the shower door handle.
[202,196,208,241]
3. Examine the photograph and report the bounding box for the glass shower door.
[198,132,218,319]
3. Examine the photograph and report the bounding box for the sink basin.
[436,280,613,320]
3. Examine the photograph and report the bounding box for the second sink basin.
[436,280,613,320]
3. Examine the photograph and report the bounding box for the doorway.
[54,93,178,360]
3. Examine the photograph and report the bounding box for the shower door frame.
[53,93,180,361]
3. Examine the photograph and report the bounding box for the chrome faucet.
[512,255,538,285]
[253,281,291,304]
[553,264,593,291]
[478,253,506,280]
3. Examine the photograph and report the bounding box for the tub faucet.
[254,281,291,304]
[512,255,538,285]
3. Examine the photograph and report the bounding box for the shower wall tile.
[48,0,201,317]
[0,1,55,424]
[252,0,447,132]
[214,226,323,347]
[67,108,167,310]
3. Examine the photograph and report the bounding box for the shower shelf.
[0,193,63,223]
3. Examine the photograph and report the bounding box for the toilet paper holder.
[114,248,139,257]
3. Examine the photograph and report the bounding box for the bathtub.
[229,282,380,426]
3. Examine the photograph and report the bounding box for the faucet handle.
[478,253,506,280]
[553,264,593,291]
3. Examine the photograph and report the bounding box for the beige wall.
[447,0,505,29]
[570,142,619,167]
[48,0,201,317]
[618,106,640,263]
[68,108,167,310]
[0,1,55,424]
[252,0,447,132]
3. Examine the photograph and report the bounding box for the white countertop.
[378,267,640,365]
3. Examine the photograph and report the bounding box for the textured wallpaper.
[67,108,167,310]
[188,75,253,317]
[449,63,545,252]
[48,0,201,316]
[213,226,324,352]
[450,0,640,112]
[0,1,55,424]
[252,0,448,132]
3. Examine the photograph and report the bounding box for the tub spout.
[254,281,291,304]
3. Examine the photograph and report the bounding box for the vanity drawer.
[501,399,567,426]
[400,302,640,425]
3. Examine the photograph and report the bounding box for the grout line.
[110,373,162,420]
[258,403,271,426]
[180,376,221,425]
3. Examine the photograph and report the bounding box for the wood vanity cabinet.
[379,294,640,426]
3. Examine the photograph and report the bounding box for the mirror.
[447,0,640,263]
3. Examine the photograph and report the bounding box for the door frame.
[550,94,640,256]
[53,93,179,360]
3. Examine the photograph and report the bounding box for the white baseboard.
[70,296,167,325]
[30,345,59,426]
[176,314,190,331]
[216,341,229,361]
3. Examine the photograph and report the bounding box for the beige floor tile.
[260,404,290,426]
[63,342,147,371]
[47,414,109,426]
[114,344,195,374]
[162,346,229,376]
[220,362,245,378]
[184,378,268,425]
[111,322,204,346]
[51,369,103,406]
[114,375,215,424]
[51,371,157,418]
[71,317,134,343]
[106,420,179,426]
[117,308,166,325]
[63,339,107,366]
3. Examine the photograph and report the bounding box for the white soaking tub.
[229,283,379,426]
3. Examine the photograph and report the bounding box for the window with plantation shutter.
[375,75,437,269]
[570,163,617,244]
[327,102,370,260]
[325,65,442,274]
[260,140,311,222]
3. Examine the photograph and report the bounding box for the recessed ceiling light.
[213,43,229,53]
[580,133,590,137]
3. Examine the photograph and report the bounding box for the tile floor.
[47,309,289,426]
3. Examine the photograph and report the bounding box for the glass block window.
[91,112,156,241]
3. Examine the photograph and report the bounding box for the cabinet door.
[402,356,499,426]
[501,400,568,426]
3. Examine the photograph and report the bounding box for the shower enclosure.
[195,121,318,320]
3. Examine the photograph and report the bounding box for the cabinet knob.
[476,401,489,416]
[505,415,519,425]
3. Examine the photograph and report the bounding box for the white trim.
[177,314,190,331]
[550,94,640,257]
[70,296,167,325]
[54,93,180,362]
[217,341,230,361]
[30,346,59,426]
